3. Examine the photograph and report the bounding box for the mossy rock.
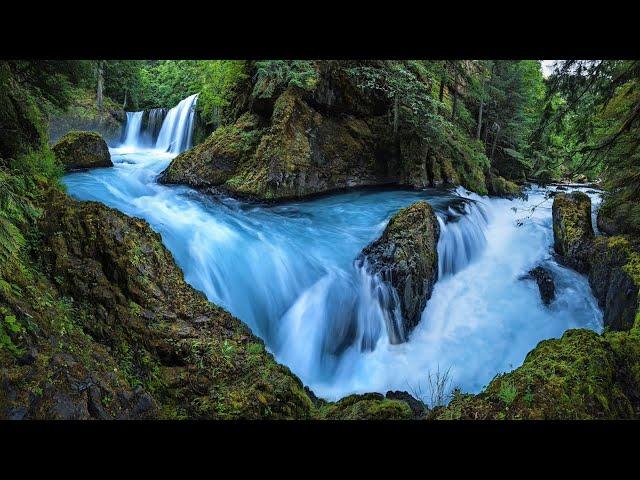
[436,329,640,420]
[358,201,440,338]
[4,190,314,419]
[159,62,493,202]
[315,393,413,420]
[160,113,263,188]
[486,171,522,198]
[52,131,112,171]
[552,191,593,273]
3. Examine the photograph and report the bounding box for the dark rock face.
[160,61,496,201]
[552,193,640,332]
[52,131,112,170]
[552,192,594,273]
[526,266,556,305]
[358,201,440,337]
[589,237,639,331]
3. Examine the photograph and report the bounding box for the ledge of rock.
[552,191,594,273]
[52,131,112,171]
[357,201,439,339]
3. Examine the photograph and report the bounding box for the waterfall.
[437,199,490,277]
[122,111,144,148]
[119,94,198,154]
[155,94,199,154]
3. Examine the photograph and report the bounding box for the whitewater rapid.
[63,95,603,404]
[63,148,603,403]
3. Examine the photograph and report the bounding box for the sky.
[541,60,558,78]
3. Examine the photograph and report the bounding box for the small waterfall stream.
[120,94,198,153]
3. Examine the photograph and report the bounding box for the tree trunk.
[451,84,458,121]
[476,98,484,139]
[439,80,445,102]
[393,95,399,139]
[96,61,104,113]
[490,123,501,163]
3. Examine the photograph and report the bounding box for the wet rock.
[589,237,640,331]
[358,201,440,338]
[52,131,112,171]
[524,267,556,305]
[552,192,594,273]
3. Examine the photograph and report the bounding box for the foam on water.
[63,142,604,403]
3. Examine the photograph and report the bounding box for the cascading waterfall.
[119,94,198,154]
[155,94,198,154]
[122,111,144,147]
[63,146,604,402]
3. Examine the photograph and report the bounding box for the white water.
[155,94,198,154]
[64,115,604,402]
[120,94,198,154]
[123,111,144,147]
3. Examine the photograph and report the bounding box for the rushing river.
[62,96,604,403]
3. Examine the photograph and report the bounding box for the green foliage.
[0,314,24,355]
[197,61,248,125]
[254,60,319,97]
[497,378,518,405]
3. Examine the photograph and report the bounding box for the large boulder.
[52,131,112,171]
[552,191,594,273]
[357,201,440,338]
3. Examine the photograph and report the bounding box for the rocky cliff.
[159,61,516,201]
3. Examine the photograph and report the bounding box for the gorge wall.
[159,61,518,201]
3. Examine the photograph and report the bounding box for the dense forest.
[2,59,640,420]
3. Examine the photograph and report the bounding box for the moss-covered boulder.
[486,170,522,198]
[52,131,112,171]
[358,201,440,338]
[552,191,594,273]
[159,113,263,189]
[435,329,640,420]
[4,191,313,419]
[314,393,413,420]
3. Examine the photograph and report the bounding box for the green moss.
[315,393,412,420]
[437,329,639,419]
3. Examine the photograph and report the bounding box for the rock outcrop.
[589,237,640,331]
[48,88,124,145]
[1,191,313,419]
[357,201,440,337]
[434,329,640,420]
[552,191,594,273]
[160,61,505,201]
[52,131,112,170]
[552,193,640,332]
[524,266,556,305]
